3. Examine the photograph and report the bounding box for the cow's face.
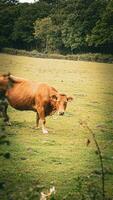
[0,73,10,91]
[51,94,73,115]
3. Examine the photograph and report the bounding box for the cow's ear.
[67,96,73,102]
[7,72,11,76]
[50,94,58,101]
[3,72,11,77]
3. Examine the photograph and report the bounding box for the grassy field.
[0,53,113,200]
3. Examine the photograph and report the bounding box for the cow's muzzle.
[58,111,64,116]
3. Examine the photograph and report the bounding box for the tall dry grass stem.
[80,120,105,200]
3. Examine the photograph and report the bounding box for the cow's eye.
[64,102,67,106]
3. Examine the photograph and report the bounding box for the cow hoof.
[33,126,39,130]
[5,122,11,126]
[42,129,48,134]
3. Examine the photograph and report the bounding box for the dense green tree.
[0,0,19,5]
[61,0,107,53]
[0,0,113,53]
[34,17,63,52]
[87,0,113,53]
[12,17,34,49]
[12,1,51,49]
[0,3,19,48]
[39,0,57,5]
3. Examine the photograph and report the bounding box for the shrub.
[1,48,113,63]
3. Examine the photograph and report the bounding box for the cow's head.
[0,73,11,91]
[50,93,73,115]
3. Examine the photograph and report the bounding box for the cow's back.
[5,80,55,111]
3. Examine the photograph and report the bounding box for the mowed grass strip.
[0,53,113,199]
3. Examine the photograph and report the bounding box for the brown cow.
[0,73,73,133]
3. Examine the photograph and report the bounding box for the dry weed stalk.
[80,120,105,200]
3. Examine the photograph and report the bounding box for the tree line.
[0,0,113,54]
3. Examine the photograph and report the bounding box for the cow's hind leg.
[2,104,11,126]
[36,112,40,129]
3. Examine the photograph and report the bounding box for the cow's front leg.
[37,107,48,134]
[40,118,48,134]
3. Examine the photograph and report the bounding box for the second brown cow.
[0,73,73,133]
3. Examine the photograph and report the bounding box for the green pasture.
[0,53,113,200]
